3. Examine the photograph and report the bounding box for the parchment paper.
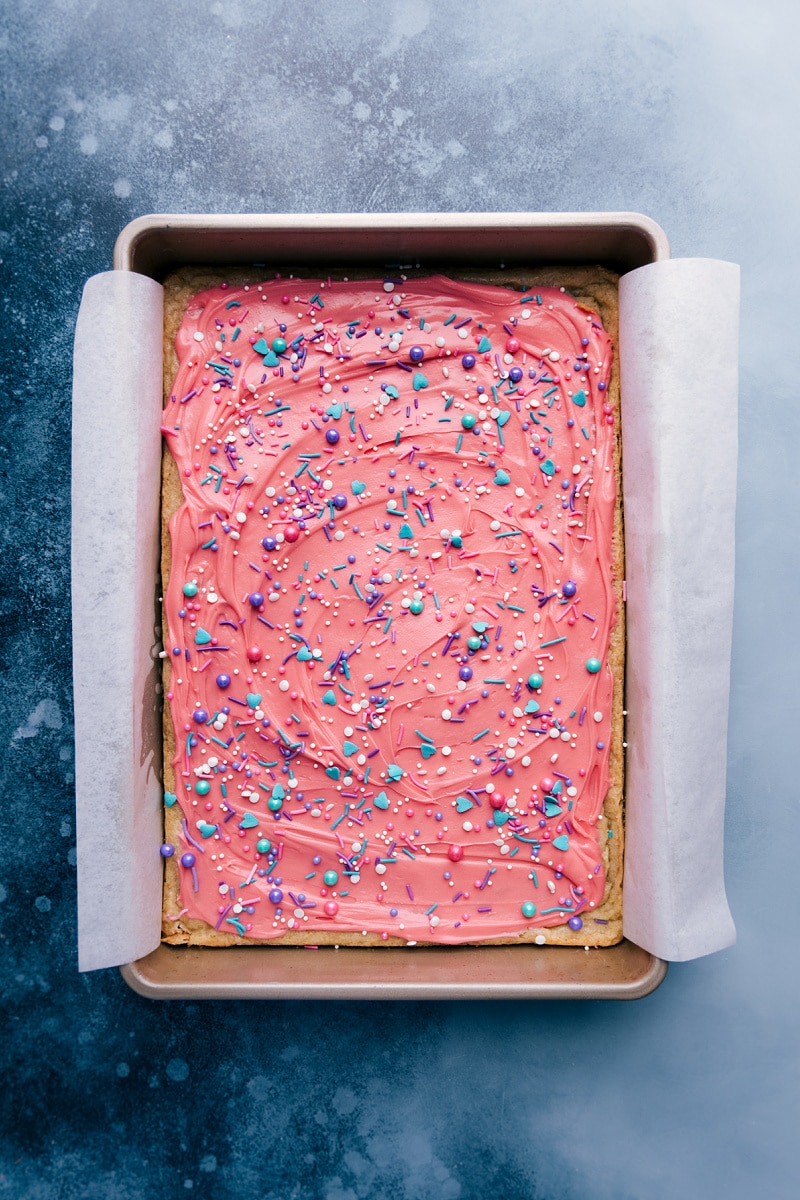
[620,258,739,960]
[72,271,164,971]
[72,259,739,969]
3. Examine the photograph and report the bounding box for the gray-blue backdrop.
[1,2,797,1197]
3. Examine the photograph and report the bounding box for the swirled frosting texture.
[163,274,617,943]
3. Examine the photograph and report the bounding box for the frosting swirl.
[162,274,617,943]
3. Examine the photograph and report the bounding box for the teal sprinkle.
[542,386,558,399]
[443,314,457,325]
[456,433,463,454]
[401,847,416,861]
[225,918,247,936]
[540,637,567,648]
[472,728,490,741]
[425,904,438,916]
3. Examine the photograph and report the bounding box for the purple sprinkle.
[406,884,414,902]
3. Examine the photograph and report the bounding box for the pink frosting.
[162,274,616,942]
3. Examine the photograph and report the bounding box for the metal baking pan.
[115,211,669,1000]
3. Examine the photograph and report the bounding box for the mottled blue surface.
[2,1,798,1196]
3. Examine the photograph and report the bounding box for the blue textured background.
[2,2,798,1196]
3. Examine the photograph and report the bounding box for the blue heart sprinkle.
[477,336,492,353]
[262,350,279,367]
[413,372,428,391]
[387,764,403,782]
[326,403,343,418]
[326,766,341,780]
[571,389,587,407]
[420,743,436,759]
[322,690,337,705]
[456,796,474,813]
[496,410,510,426]
[343,741,358,757]
[373,791,390,810]
[296,646,312,662]
[351,480,366,495]
[197,822,217,839]
[246,692,262,709]
[194,628,212,645]
[239,813,259,829]
[164,791,177,808]
[553,834,570,851]
[494,469,511,486]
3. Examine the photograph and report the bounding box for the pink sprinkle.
[397,723,404,746]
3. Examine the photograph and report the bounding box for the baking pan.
[114,211,669,1000]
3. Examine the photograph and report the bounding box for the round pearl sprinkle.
[586,657,602,674]
[521,901,537,918]
[249,591,265,607]
[323,869,339,886]
[216,673,231,689]
[180,853,195,868]
[528,673,544,690]
[409,345,425,363]
[462,353,476,369]
[160,844,175,858]
[325,428,339,445]
[447,844,464,862]
[568,915,583,931]
[461,412,477,429]
[256,838,272,854]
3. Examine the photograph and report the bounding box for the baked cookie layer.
[160,268,623,947]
